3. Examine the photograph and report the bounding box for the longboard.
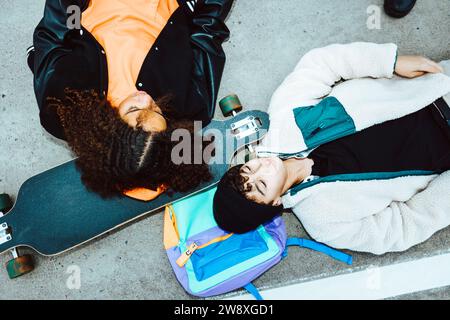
[0,99,269,278]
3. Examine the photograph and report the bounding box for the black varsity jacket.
[28,0,233,139]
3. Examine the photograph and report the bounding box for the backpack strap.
[283,237,353,265]
[243,283,264,300]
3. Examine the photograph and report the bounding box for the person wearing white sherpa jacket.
[255,42,450,255]
[213,42,450,255]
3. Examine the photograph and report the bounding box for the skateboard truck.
[230,116,260,140]
[219,94,261,161]
[1,211,17,257]
[0,222,12,246]
[219,94,260,141]
[1,208,34,278]
[0,215,17,259]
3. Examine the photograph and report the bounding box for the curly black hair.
[47,88,212,198]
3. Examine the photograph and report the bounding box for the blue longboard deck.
[0,110,269,256]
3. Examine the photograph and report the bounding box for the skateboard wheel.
[0,194,13,213]
[219,94,243,117]
[6,254,34,279]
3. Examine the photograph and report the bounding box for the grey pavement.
[0,0,449,300]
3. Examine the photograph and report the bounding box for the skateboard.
[0,95,269,279]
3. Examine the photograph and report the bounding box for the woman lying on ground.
[29,0,233,199]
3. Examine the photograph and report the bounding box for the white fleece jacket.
[257,43,450,156]
[283,172,450,255]
[257,43,450,255]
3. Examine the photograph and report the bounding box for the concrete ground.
[0,0,449,300]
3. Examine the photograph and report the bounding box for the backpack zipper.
[176,233,233,268]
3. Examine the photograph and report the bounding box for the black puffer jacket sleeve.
[32,1,94,139]
[187,0,234,122]
[32,1,87,73]
[31,1,73,139]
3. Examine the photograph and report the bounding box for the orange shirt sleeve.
[123,185,166,201]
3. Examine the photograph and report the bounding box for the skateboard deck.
[0,110,269,257]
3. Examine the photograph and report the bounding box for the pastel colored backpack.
[163,187,352,299]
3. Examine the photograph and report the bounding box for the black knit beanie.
[213,168,284,234]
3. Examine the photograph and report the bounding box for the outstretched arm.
[269,42,398,112]
[269,42,444,116]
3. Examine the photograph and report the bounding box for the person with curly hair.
[28,0,233,198]
[46,88,212,198]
